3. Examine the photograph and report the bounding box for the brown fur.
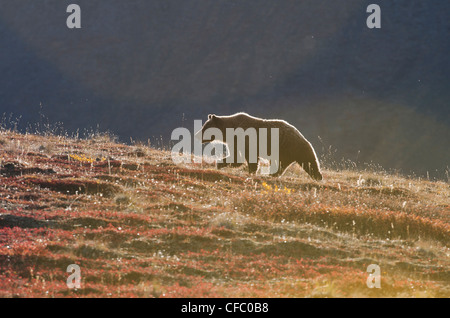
[197,112,323,180]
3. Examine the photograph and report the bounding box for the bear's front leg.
[270,160,287,177]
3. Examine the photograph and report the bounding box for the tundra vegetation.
[0,125,448,297]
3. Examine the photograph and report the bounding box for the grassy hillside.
[0,129,448,297]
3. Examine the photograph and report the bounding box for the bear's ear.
[208,114,216,120]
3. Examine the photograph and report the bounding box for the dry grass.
[0,129,448,298]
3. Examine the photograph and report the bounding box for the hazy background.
[0,0,449,178]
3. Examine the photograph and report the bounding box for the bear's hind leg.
[247,162,258,174]
[217,158,244,170]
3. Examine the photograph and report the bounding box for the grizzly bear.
[195,112,323,180]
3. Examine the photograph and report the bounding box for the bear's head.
[302,160,323,181]
[195,114,225,143]
[313,169,323,181]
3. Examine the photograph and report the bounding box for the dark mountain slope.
[0,0,448,177]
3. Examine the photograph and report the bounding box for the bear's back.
[219,112,306,143]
